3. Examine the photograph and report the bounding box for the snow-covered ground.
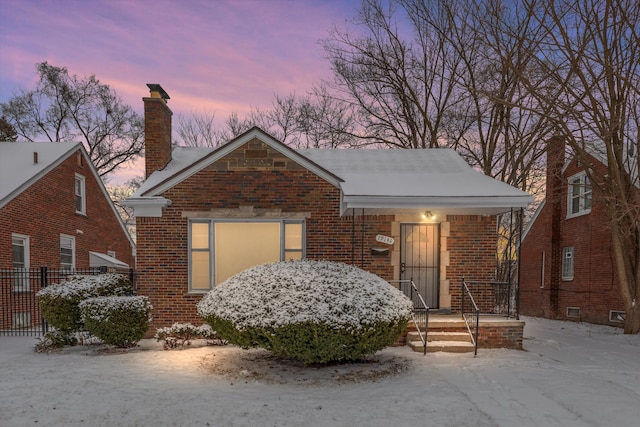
[1,316,639,427]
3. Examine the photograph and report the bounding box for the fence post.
[461,277,465,319]
[40,266,48,333]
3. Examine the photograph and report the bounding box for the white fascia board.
[341,195,534,214]
[121,196,172,218]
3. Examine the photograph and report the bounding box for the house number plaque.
[375,234,394,245]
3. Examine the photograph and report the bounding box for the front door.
[400,223,439,308]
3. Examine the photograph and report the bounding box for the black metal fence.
[0,267,135,336]
[390,279,430,355]
[462,280,519,318]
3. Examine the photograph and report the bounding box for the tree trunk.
[624,304,640,335]
[610,220,640,334]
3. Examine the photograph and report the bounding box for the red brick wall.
[478,323,524,349]
[136,139,395,330]
[447,215,498,312]
[0,151,135,270]
[520,154,626,325]
[143,96,172,178]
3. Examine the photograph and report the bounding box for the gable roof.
[0,141,81,208]
[134,127,343,197]
[0,141,135,248]
[128,127,533,216]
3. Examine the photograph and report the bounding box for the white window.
[60,235,76,271]
[188,219,305,292]
[12,234,30,291]
[562,246,574,281]
[75,174,86,214]
[567,172,591,217]
[107,250,116,258]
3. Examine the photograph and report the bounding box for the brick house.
[0,141,135,329]
[520,136,634,325]
[124,84,533,331]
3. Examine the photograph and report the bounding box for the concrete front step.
[409,340,476,353]
[407,331,472,343]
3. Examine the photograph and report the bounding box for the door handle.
[401,262,406,273]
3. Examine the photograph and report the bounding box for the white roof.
[89,251,130,269]
[299,148,532,214]
[0,141,81,208]
[129,128,533,216]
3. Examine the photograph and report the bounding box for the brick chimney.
[143,84,172,178]
[546,135,565,318]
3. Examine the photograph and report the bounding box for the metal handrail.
[390,279,429,355]
[461,277,480,356]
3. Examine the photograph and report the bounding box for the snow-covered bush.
[37,274,133,333]
[79,296,152,348]
[155,323,226,350]
[197,260,412,364]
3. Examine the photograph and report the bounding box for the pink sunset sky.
[0,0,361,183]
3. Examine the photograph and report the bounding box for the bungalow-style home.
[520,136,635,326]
[123,84,533,333]
[0,141,135,330]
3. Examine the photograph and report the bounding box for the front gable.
[139,127,343,198]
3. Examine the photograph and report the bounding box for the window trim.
[60,234,76,271]
[75,173,86,215]
[188,218,306,293]
[562,246,574,281]
[12,234,30,291]
[567,172,592,218]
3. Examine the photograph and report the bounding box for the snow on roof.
[133,146,215,197]
[89,251,130,269]
[0,141,81,207]
[299,148,533,214]
[130,131,533,215]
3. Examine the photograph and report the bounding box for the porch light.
[422,211,436,220]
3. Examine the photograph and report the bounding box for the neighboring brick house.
[0,141,135,329]
[520,136,634,326]
[124,84,533,330]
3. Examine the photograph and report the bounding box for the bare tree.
[1,62,144,177]
[175,110,224,147]
[0,116,18,141]
[504,0,640,333]
[106,176,142,242]
[322,0,467,148]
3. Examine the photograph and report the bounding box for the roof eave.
[121,196,172,218]
[341,195,534,215]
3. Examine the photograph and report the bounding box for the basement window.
[609,310,625,323]
[567,307,580,318]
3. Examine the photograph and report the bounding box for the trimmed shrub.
[197,260,412,364]
[155,323,226,350]
[37,274,133,333]
[80,296,152,348]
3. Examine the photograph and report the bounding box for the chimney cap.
[146,84,170,101]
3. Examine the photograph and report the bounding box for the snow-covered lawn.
[1,316,639,427]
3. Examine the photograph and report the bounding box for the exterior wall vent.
[609,310,625,323]
[566,307,581,318]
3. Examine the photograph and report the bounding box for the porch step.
[408,331,471,342]
[408,340,475,353]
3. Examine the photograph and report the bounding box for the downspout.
[517,207,523,320]
[351,208,355,265]
[361,208,365,268]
